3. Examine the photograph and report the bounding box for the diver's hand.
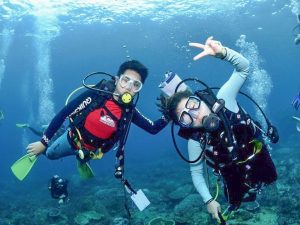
[189,36,226,60]
[207,200,221,221]
[26,141,46,156]
[156,93,171,122]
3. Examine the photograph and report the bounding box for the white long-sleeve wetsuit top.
[188,47,250,203]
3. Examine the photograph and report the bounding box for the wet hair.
[117,60,148,84]
[166,89,193,123]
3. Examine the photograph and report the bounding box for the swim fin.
[77,161,94,179]
[292,116,300,132]
[11,154,37,181]
[0,110,4,120]
[16,123,29,128]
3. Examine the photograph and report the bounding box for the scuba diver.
[16,123,45,137]
[158,37,278,222]
[294,14,300,45]
[25,60,168,180]
[16,123,66,143]
[292,116,300,132]
[48,175,69,204]
[0,110,4,122]
[292,91,300,110]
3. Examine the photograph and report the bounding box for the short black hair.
[117,60,148,84]
[167,90,193,123]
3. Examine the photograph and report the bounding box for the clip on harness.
[69,117,104,162]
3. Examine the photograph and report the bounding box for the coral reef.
[74,210,104,225]
[168,184,193,200]
[1,146,300,225]
[147,216,175,225]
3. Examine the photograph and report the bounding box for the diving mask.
[178,96,221,131]
[178,96,201,127]
[119,74,143,93]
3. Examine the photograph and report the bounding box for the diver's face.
[115,69,143,97]
[176,97,211,128]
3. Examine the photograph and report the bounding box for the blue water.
[0,0,300,224]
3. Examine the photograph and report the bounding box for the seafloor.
[1,135,299,225]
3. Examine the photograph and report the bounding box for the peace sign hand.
[189,36,225,61]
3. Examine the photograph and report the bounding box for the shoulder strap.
[196,89,238,159]
[195,89,217,107]
[69,79,115,128]
[95,79,116,93]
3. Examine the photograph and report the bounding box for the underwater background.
[0,0,300,224]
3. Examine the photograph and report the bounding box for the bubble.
[34,14,59,124]
[0,28,14,89]
[290,0,300,15]
[236,35,273,127]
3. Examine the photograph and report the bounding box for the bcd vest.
[204,106,260,171]
[69,79,134,152]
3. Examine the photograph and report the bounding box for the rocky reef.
[1,145,299,225]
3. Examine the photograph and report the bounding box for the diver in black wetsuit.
[158,36,278,222]
[48,175,69,204]
[16,123,66,143]
[25,60,169,179]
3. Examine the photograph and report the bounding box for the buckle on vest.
[70,129,104,162]
[90,149,103,160]
[77,148,103,163]
[236,139,262,165]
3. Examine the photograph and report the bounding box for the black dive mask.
[202,113,221,132]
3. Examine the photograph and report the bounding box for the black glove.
[156,93,171,122]
[267,125,279,143]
